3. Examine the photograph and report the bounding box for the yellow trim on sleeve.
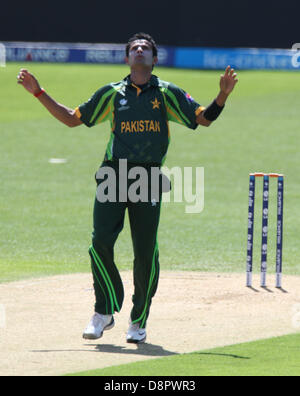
[166,106,184,125]
[75,107,82,119]
[195,106,206,116]
[96,105,111,124]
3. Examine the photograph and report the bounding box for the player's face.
[126,40,157,69]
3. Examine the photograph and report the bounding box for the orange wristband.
[34,88,45,98]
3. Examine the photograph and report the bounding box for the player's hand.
[220,66,238,95]
[17,69,41,95]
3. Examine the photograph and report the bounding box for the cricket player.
[17,33,238,344]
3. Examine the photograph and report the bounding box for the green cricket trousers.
[89,160,163,329]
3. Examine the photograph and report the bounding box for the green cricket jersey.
[75,74,205,165]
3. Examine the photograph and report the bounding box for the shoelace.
[91,313,108,327]
[131,323,139,330]
[129,322,145,333]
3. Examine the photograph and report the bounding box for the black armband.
[203,99,224,121]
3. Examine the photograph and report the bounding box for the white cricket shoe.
[83,313,114,340]
[126,321,147,344]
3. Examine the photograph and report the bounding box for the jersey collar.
[124,74,159,89]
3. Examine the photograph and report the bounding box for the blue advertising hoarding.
[2,41,299,70]
[3,42,175,67]
[175,47,298,70]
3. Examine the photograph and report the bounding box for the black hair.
[126,32,158,58]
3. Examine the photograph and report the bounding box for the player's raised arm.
[196,65,238,127]
[17,69,82,128]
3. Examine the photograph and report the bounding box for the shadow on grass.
[195,352,250,360]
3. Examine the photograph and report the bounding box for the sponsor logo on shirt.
[118,98,130,111]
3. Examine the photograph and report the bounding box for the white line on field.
[49,158,68,164]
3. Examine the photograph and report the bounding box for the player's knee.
[92,231,114,253]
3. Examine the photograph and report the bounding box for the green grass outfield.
[0,63,299,376]
[67,333,300,376]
